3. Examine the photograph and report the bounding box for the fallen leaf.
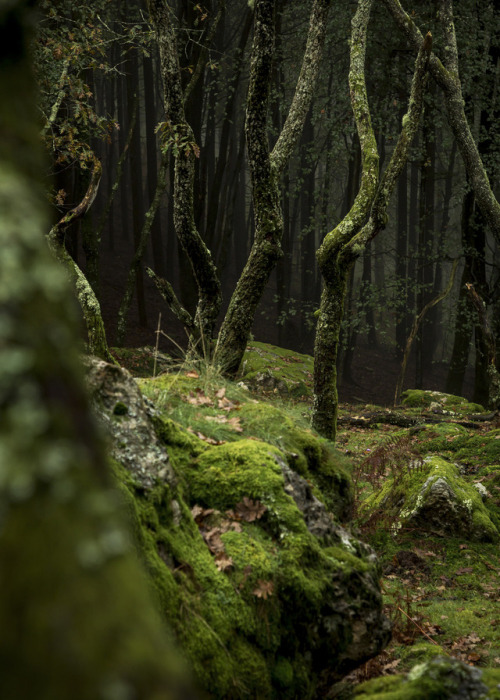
[252,579,274,599]
[455,567,474,575]
[185,370,199,378]
[186,390,213,406]
[227,416,243,432]
[191,505,214,523]
[215,387,226,399]
[236,496,267,522]
[214,551,233,572]
[203,528,224,553]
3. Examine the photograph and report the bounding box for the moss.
[272,656,294,689]
[240,341,314,398]
[355,657,490,699]
[113,401,128,416]
[238,401,353,519]
[185,439,306,533]
[361,455,499,542]
[482,669,500,699]
[400,642,446,668]
[419,426,500,468]
[401,389,485,414]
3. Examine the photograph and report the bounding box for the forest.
[1,0,500,698]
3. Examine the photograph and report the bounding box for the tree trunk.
[312,1,431,439]
[214,0,331,374]
[0,4,190,696]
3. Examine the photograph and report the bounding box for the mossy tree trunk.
[214,0,331,375]
[0,4,190,696]
[146,0,222,352]
[312,0,431,439]
[382,0,500,246]
[47,156,116,364]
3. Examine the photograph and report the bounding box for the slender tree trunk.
[214,0,331,374]
[147,0,222,347]
[312,1,431,439]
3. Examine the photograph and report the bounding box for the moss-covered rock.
[89,360,392,698]
[401,389,485,415]
[240,341,314,398]
[354,656,495,699]
[361,455,499,543]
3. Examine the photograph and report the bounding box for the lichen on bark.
[312,0,430,440]
[0,4,191,696]
[214,0,331,376]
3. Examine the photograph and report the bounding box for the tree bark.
[312,1,431,439]
[147,0,222,348]
[214,0,331,375]
[47,157,115,364]
[382,0,500,245]
[0,3,190,695]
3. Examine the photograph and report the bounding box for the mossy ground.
[334,389,500,694]
[112,349,500,697]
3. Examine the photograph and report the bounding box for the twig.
[153,313,161,378]
[394,605,440,646]
[394,259,459,406]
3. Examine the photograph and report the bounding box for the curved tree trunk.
[214,0,331,375]
[147,0,222,349]
[312,0,431,439]
[47,157,115,364]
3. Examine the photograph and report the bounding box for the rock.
[84,357,175,490]
[362,456,499,543]
[401,389,485,415]
[240,341,313,398]
[86,357,392,697]
[355,656,495,698]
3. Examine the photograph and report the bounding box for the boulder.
[362,455,499,543]
[354,656,500,699]
[86,358,392,698]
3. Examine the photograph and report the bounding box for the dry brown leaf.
[227,416,243,432]
[214,551,233,572]
[185,370,199,378]
[215,387,226,399]
[236,496,267,522]
[252,579,274,599]
[203,528,224,553]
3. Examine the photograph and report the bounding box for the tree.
[311,0,432,439]
[0,2,191,695]
[146,0,331,372]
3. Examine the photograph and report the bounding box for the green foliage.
[155,121,200,159]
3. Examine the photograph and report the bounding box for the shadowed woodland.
[1,0,500,698]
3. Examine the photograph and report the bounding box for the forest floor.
[111,343,499,695]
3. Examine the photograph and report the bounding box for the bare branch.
[271,0,330,174]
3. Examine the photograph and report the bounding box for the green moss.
[272,657,294,689]
[355,657,491,699]
[186,440,306,533]
[419,426,500,468]
[113,401,128,416]
[400,642,446,667]
[401,389,484,414]
[240,341,314,398]
[361,455,499,542]
[482,669,500,699]
[238,402,353,519]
